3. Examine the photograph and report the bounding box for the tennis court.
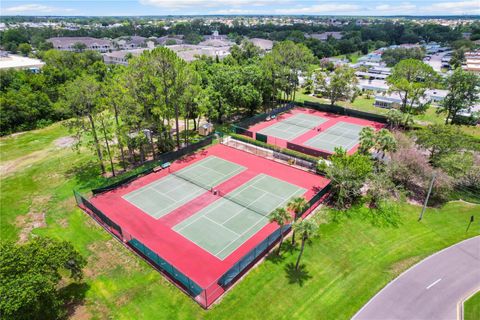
[122,156,245,219]
[304,121,365,153]
[173,174,306,260]
[258,113,328,140]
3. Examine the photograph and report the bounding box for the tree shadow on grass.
[358,200,402,228]
[266,251,285,264]
[59,282,90,318]
[285,263,312,287]
[65,160,104,190]
[281,241,297,254]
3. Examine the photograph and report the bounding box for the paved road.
[353,236,480,320]
[426,51,451,72]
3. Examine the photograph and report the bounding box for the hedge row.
[229,133,320,164]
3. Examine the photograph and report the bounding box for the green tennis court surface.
[173,174,306,260]
[122,156,245,219]
[258,113,327,141]
[304,121,365,153]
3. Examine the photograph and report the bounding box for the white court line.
[202,215,241,236]
[213,178,306,257]
[174,173,306,259]
[426,278,442,290]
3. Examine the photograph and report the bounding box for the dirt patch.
[406,197,423,206]
[389,256,420,276]
[0,149,52,177]
[58,218,69,228]
[9,131,26,138]
[15,212,46,243]
[15,195,51,243]
[85,239,140,278]
[69,304,91,320]
[55,136,76,148]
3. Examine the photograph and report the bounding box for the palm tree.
[269,207,291,255]
[287,197,309,245]
[375,129,397,159]
[358,127,376,155]
[293,219,319,270]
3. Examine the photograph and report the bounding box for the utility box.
[198,123,214,136]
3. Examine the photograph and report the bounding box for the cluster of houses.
[314,48,480,119]
[46,31,274,65]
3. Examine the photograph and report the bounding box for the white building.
[306,32,343,41]
[358,79,389,92]
[464,51,480,73]
[47,37,113,52]
[248,38,274,52]
[103,49,148,66]
[0,52,45,70]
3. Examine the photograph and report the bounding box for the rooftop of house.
[197,38,234,47]
[248,38,274,51]
[306,32,343,41]
[47,37,112,47]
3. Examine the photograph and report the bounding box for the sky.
[1,0,479,17]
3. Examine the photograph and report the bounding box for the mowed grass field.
[464,291,480,320]
[1,122,479,319]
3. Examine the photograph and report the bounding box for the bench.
[153,162,171,172]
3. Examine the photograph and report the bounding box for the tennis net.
[282,118,319,130]
[325,128,360,140]
[217,190,272,218]
[171,171,213,192]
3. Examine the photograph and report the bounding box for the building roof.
[307,32,343,41]
[197,39,234,47]
[114,36,147,46]
[157,36,184,45]
[358,79,388,91]
[248,38,273,51]
[167,44,231,62]
[0,54,45,70]
[356,71,388,79]
[47,37,112,47]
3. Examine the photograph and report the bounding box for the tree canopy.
[0,237,86,320]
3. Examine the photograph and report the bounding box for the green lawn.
[332,52,362,63]
[1,123,479,319]
[464,291,480,320]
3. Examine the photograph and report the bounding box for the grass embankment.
[1,123,479,319]
[464,291,480,320]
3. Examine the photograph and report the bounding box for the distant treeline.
[2,19,479,57]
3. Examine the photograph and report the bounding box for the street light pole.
[418,173,436,221]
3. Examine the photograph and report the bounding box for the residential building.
[248,38,274,52]
[157,36,184,46]
[356,71,388,80]
[306,32,343,41]
[198,38,234,47]
[0,52,45,70]
[47,37,113,52]
[464,51,480,73]
[357,79,389,92]
[425,89,449,104]
[103,49,148,66]
[113,36,152,50]
[203,30,229,41]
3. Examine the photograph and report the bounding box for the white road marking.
[426,278,442,290]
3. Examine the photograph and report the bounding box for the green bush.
[229,133,320,164]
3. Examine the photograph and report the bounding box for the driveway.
[353,236,480,320]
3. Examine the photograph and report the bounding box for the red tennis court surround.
[248,107,385,156]
[88,143,330,307]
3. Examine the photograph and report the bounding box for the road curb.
[457,287,480,320]
[352,236,480,320]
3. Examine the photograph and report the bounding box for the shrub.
[387,132,453,205]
